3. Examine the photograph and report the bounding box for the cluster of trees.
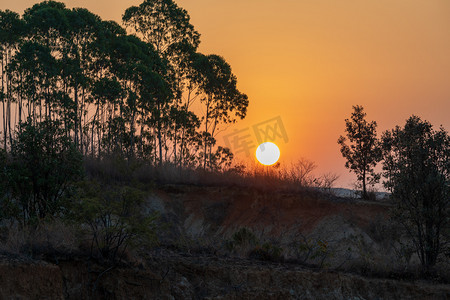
[338,105,449,271]
[0,0,248,262]
[0,0,248,169]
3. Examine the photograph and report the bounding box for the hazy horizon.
[1,0,449,188]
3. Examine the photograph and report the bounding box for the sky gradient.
[2,0,450,188]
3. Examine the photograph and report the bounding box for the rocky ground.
[0,250,449,299]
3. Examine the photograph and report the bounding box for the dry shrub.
[225,227,258,257]
[0,220,79,258]
[84,156,338,195]
[168,233,223,256]
[365,213,400,247]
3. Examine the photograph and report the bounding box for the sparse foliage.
[338,105,382,199]
[72,181,158,262]
[282,158,317,186]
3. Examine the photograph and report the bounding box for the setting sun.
[0,0,449,296]
[255,142,280,166]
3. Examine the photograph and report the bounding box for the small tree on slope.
[338,105,382,199]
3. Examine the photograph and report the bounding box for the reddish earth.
[157,185,390,235]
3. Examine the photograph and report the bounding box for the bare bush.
[0,221,79,258]
[72,181,158,263]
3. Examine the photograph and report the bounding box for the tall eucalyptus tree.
[123,0,200,165]
[192,54,248,169]
[0,0,248,170]
[0,9,25,149]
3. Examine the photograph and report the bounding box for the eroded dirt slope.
[0,252,449,300]
[151,185,389,240]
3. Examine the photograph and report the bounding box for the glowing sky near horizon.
[2,0,450,188]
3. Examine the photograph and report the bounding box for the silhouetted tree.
[122,0,200,55]
[0,147,6,194]
[381,116,449,271]
[0,9,25,150]
[338,105,381,199]
[192,54,248,169]
[123,0,201,165]
[0,1,247,169]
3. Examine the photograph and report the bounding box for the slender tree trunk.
[7,49,13,148]
[157,102,163,166]
[1,50,6,150]
[18,73,23,125]
[203,99,210,170]
[130,109,136,160]
[139,121,144,158]
[80,88,85,154]
[209,119,219,169]
[74,85,79,148]
[362,168,367,199]
[173,124,177,165]
[91,105,98,157]
[98,105,102,157]
[153,132,157,166]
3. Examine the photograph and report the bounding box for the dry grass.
[0,220,79,259]
[84,156,339,195]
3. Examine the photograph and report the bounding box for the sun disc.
[255,142,280,166]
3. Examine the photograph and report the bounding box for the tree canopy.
[381,116,449,270]
[0,0,248,169]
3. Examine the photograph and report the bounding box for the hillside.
[1,184,448,299]
[151,184,389,240]
[1,251,449,299]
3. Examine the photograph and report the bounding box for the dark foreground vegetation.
[0,0,449,298]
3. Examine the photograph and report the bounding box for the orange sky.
[2,0,450,188]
